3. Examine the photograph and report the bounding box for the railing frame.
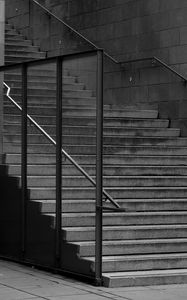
[55,56,63,267]
[95,50,103,286]
[1,49,107,284]
[21,64,28,259]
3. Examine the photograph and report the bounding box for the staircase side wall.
[5,0,187,135]
[0,0,4,162]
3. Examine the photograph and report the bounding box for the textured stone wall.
[0,0,4,162]
[5,0,187,134]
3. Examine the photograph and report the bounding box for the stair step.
[76,239,187,257]
[63,224,187,241]
[5,55,45,63]
[3,124,180,138]
[7,164,187,176]
[4,134,186,146]
[102,268,187,287]
[6,86,92,97]
[3,105,158,118]
[14,175,187,187]
[5,43,39,51]
[5,49,46,57]
[5,79,84,90]
[37,198,187,213]
[4,143,187,155]
[5,38,32,46]
[5,153,187,166]
[5,32,26,39]
[89,253,187,272]
[47,211,187,226]
[4,75,76,84]
[3,114,169,127]
[5,23,13,30]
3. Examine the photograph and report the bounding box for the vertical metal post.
[55,57,63,267]
[21,63,28,259]
[95,50,103,286]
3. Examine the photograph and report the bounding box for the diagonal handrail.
[3,82,120,208]
[32,0,187,84]
[32,0,118,64]
[121,56,187,83]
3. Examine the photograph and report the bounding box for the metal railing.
[1,49,115,285]
[121,56,187,83]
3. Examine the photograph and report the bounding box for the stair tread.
[76,239,187,246]
[86,253,187,261]
[63,224,187,230]
[103,269,187,277]
[50,211,187,216]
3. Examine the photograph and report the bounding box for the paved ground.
[0,260,187,300]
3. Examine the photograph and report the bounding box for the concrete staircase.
[3,22,187,287]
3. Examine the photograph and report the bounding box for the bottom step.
[103,269,187,287]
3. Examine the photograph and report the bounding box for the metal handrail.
[5,2,184,84]
[3,82,120,209]
[32,1,187,84]
[121,56,187,83]
[32,0,118,64]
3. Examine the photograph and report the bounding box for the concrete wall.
[0,0,4,162]
[5,0,187,134]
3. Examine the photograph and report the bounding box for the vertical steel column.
[21,63,28,259]
[95,50,104,286]
[55,57,63,267]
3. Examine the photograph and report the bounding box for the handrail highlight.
[3,82,120,209]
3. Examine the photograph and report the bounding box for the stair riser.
[3,125,180,138]
[4,106,158,118]
[5,51,45,59]
[5,50,46,57]
[79,242,187,257]
[4,80,84,90]
[4,134,185,146]
[40,200,187,213]
[4,75,75,84]
[7,165,187,176]
[3,114,170,127]
[5,39,32,46]
[58,214,187,226]
[5,88,92,97]
[5,33,26,40]
[5,153,187,166]
[5,44,39,51]
[4,143,187,155]
[5,56,42,63]
[22,186,187,200]
[13,176,187,188]
[103,273,187,288]
[64,227,187,241]
[98,257,187,272]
